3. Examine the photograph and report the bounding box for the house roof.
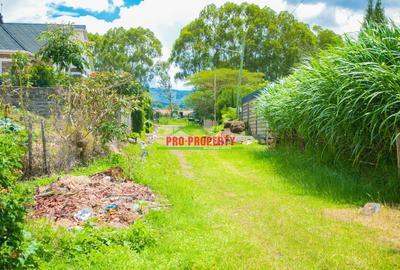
[242,89,264,104]
[0,23,86,53]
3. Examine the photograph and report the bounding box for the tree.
[89,27,162,86]
[170,2,341,81]
[155,61,176,116]
[363,0,374,28]
[186,68,265,121]
[362,0,386,28]
[313,26,344,50]
[373,0,386,24]
[37,25,88,74]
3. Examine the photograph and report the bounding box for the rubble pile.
[31,167,158,228]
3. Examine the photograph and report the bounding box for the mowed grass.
[157,117,189,126]
[24,122,400,269]
[117,144,399,269]
[158,123,210,136]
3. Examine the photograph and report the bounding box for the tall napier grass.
[258,23,400,166]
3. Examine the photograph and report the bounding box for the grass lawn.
[157,117,190,126]
[23,122,400,269]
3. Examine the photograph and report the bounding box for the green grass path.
[27,123,400,269]
[122,141,399,269]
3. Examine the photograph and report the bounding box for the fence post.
[27,117,33,177]
[41,120,49,175]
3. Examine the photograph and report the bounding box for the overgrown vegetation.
[258,23,400,166]
[0,120,36,269]
[28,220,156,268]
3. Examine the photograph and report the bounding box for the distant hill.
[150,88,193,108]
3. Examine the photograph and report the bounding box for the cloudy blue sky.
[2,0,400,88]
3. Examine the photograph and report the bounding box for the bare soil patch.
[30,167,162,228]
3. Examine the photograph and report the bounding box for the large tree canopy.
[170,2,342,81]
[89,27,162,86]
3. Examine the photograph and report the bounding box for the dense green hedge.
[258,23,400,165]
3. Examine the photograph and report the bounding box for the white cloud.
[295,3,326,20]
[386,7,400,24]
[332,7,364,35]
[1,0,52,22]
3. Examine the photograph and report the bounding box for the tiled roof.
[0,23,86,53]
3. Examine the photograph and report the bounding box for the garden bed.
[30,167,161,228]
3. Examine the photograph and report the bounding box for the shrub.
[144,120,153,133]
[0,123,36,269]
[29,220,156,266]
[51,72,138,165]
[28,60,56,87]
[258,23,400,165]
[221,107,237,123]
[0,118,22,133]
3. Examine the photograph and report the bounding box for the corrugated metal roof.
[0,23,86,53]
[242,89,264,104]
[0,25,23,51]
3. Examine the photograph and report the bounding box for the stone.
[361,203,381,216]
[230,120,246,134]
[127,138,136,144]
[224,121,233,129]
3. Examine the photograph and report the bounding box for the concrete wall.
[1,87,56,117]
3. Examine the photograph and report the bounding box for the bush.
[0,118,22,133]
[28,60,56,87]
[144,120,153,134]
[258,23,400,166]
[51,72,138,166]
[0,124,36,269]
[221,107,237,123]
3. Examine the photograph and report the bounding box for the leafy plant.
[37,25,88,74]
[221,107,237,123]
[28,60,56,87]
[0,126,36,269]
[29,220,156,265]
[0,118,22,133]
